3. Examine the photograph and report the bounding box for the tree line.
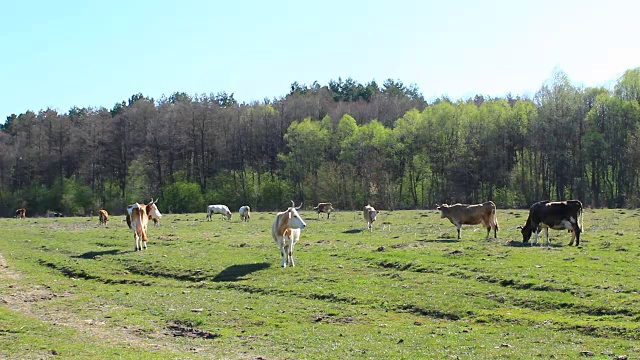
[1,69,639,217]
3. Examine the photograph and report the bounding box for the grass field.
[1,208,639,359]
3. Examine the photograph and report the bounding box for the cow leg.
[134,233,140,251]
[456,223,462,240]
[545,227,550,246]
[533,227,539,245]
[288,241,295,267]
[485,226,490,240]
[279,240,287,267]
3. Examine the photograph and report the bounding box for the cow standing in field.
[239,205,251,222]
[519,200,584,246]
[98,209,109,226]
[272,201,307,267]
[15,208,26,219]
[363,205,378,232]
[313,202,334,219]
[437,201,499,240]
[207,204,232,221]
[126,198,162,230]
[128,203,149,251]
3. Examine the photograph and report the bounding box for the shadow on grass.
[504,240,563,248]
[213,262,271,282]
[343,229,364,234]
[418,239,459,243]
[73,249,121,259]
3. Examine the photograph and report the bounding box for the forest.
[1,68,640,217]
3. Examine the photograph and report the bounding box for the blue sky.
[2,0,639,121]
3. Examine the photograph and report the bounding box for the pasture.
[1,208,639,359]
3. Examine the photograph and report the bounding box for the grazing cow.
[437,201,499,240]
[126,198,162,230]
[15,208,26,219]
[128,203,149,251]
[363,204,378,232]
[519,200,584,246]
[313,202,334,219]
[272,201,307,267]
[206,204,232,221]
[98,209,109,226]
[239,205,251,222]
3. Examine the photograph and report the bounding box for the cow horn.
[296,202,303,210]
[290,200,295,208]
[516,225,523,229]
[150,197,155,204]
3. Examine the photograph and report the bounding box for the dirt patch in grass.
[167,320,222,339]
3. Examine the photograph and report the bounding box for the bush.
[163,181,204,213]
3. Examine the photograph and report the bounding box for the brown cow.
[363,205,378,232]
[313,202,334,219]
[437,201,499,240]
[127,203,149,251]
[98,209,109,226]
[15,208,26,219]
[126,198,162,229]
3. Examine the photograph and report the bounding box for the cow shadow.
[343,229,364,234]
[504,240,563,248]
[419,239,459,243]
[213,263,271,282]
[73,249,121,259]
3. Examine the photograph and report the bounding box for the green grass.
[1,209,640,359]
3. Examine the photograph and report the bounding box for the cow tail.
[136,208,148,242]
[580,204,584,233]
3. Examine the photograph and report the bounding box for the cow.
[272,201,307,267]
[128,203,149,251]
[206,204,232,221]
[313,202,334,219]
[239,205,251,222]
[15,208,26,219]
[98,209,109,226]
[126,198,162,230]
[437,201,499,240]
[363,204,378,232]
[519,200,584,246]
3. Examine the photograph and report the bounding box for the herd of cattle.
[12,199,584,266]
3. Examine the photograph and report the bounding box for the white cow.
[239,205,251,222]
[363,204,378,232]
[272,201,307,267]
[207,204,232,221]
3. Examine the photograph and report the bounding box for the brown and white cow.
[126,198,162,230]
[363,204,378,232]
[313,202,334,219]
[519,200,584,246]
[437,201,499,240]
[128,203,149,251]
[98,209,109,226]
[15,208,26,219]
[271,201,307,267]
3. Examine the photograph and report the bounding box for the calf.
[128,203,149,251]
[313,202,334,219]
[207,204,232,221]
[437,201,499,240]
[363,204,378,232]
[519,200,584,246]
[239,205,251,222]
[98,209,109,226]
[272,201,307,267]
[15,208,26,219]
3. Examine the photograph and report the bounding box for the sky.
[2,0,639,121]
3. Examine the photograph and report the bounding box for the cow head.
[147,198,163,220]
[287,201,306,229]
[518,224,533,243]
[226,209,233,220]
[436,204,449,218]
